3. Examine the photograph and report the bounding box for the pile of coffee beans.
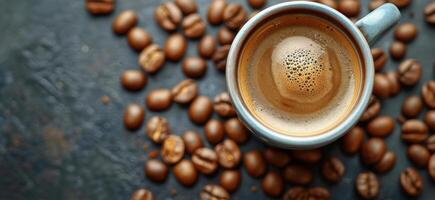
[85,0,435,199]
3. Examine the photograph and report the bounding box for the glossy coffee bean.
[127,28,152,51]
[200,184,230,200]
[182,57,207,78]
[222,3,247,30]
[407,144,430,167]
[401,96,423,118]
[215,139,241,168]
[264,147,290,168]
[424,2,435,24]
[192,147,218,175]
[146,116,170,144]
[213,92,236,118]
[173,159,198,186]
[262,171,284,198]
[182,131,203,154]
[385,71,401,96]
[204,119,225,144]
[361,138,387,165]
[429,154,435,181]
[398,59,421,86]
[182,14,206,39]
[394,23,417,43]
[198,35,217,59]
[171,79,198,104]
[321,157,345,183]
[424,111,435,131]
[217,27,235,45]
[356,172,379,199]
[124,103,145,130]
[121,70,147,91]
[389,41,406,60]
[130,188,154,200]
[371,48,387,71]
[291,149,322,164]
[138,44,165,74]
[189,96,213,124]
[219,170,241,193]
[373,151,396,173]
[146,89,172,111]
[154,2,183,32]
[367,116,395,137]
[224,118,249,144]
[400,167,423,196]
[401,119,429,143]
[112,10,138,35]
[338,0,360,17]
[86,0,114,15]
[373,73,391,98]
[426,135,435,152]
[207,0,227,25]
[360,96,381,122]
[212,45,230,71]
[145,159,168,182]
[341,126,365,155]
[368,0,385,11]
[283,164,313,185]
[175,0,197,15]
[244,150,266,177]
[165,34,187,61]
[248,0,266,9]
[422,80,435,109]
[283,187,330,200]
[388,0,411,8]
[161,135,185,164]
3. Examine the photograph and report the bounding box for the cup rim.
[226,1,374,149]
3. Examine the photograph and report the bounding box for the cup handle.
[355,3,401,45]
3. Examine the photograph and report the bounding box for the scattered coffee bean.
[398,59,421,86]
[171,79,198,104]
[213,92,236,118]
[407,144,430,167]
[182,56,207,78]
[145,159,168,182]
[388,0,411,9]
[338,0,361,17]
[389,41,406,60]
[321,157,345,183]
[146,116,170,144]
[162,135,185,164]
[401,96,423,118]
[189,96,213,124]
[342,126,365,155]
[424,2,435,24]
[212,45,230,71]
[217,27,235,45]
[385,71,401,96]
[367,116,395,137]
[138,44,165,74]
[175,0,197,15]
[215,139,241,168]
[394,23,417,43]
[428,154,435,181]
[371,48,387,71]
[360,96,381,122]
[264,147,290,168]
[101,95,110,105]
[424,110,435,131]
[426,135,435,152]
[222,3,247,30]
[204,119,225,144]
[318,0,338,9]
[207,0,227,25]
[198,35,217,59]
[130,188,154,200]
[127,28,152,51]
[244,150,266,177]
[283,187,330,200]
[155,2,183,32]
[121,70,147,91]
[182,131,203,154]
[165,34,187,61]
[182,14,206,39]
[283,164,313,185]
[146,89,172,111]
[356,172,379,199]
[373,73,391,98]
[224,118,249,144]
[200,184,230,200]
[86,0,114,15]
[401,119,429,143]
[400,167,423,196]
[219,170,241,193]
[262,171,284,198]
[361,138,387,165]
[248,0,266,9]
[422,80,435,109]
[173,159,198,186]
[373,151,396,173]
[124,103,145,130]
[368,0,385,11]
[291,149,322,164]
[112,10,138,35]
[192,147,218,175]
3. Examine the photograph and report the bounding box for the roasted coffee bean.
[400,167,423,196]
[131,188,154,200]
[121,70,147,91]
[189,96,213,124]
[124,103,145,130]
[356,172,379,199]
[394,23,417,43]
[426,135,435,152]
[361,138,387,165]
[291,149,322,164]
[217,27,235,45]
[204,119,225,144]
[373,151,396,173]
[248,0,266,9]
[145,159,168,182]
[388,0,411,8]
[264,147,290,168]
[429,154,435,181]
[224,118,249,144]
[373,73,391,98]
[401,119,429,143]
[368,0,385,11]
[182,57,207,78]
[200,184,230,200]
[385,71,401,96]
[182,14,206,39]
[222,3,247,30]
[165,34,187,61]
[146,89,172,111]
[112,10,138,35]
[422,80,435,109]
[244,150,266,177]
[407,144,430,167]
[262,171,284,198]
[401,96,423,118]
[360,96,381,122]
[162,135,185,164]
[175,0,197,15]
[219,170,240,193]
[215,139,241,168]
[138,44,165,74]
[207,0,227,25]
[86,0,114,15]
[171,79,198,104]
[283,164,313,185]
[127,28,152,51]
[192,148,218,175]
[424,111,435,131]
[182,131,203,154]
[424,2,435,24]
[283,187,330,200]
[398,59,421,86]
[212,45,230,71]
[213,92,236,118]
[338,0,361,17]
[198,35,217,59]
[173,159,198,186]
[371,48,387,71]
[321,157,345,183]
[154,2,183,32]
[389,41,406,60]
[146,116,170,144]
[367,116,395,137]
[341,126,365,154]
[318,0,338,9]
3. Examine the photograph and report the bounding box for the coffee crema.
[238,13,363,137]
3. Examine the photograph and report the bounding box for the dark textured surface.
[0,0,434,199]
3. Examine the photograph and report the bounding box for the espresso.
[238,13,363,137]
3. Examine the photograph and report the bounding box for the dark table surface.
[0,0,434,199]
